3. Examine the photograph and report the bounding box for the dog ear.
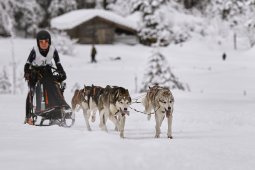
[114,89,119,100]
[163,91,169,96]
[125,89,130,97]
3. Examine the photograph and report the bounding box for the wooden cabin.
[51,9,137,44]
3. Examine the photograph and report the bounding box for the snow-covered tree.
[95,0,104,9]
[49,0,77,18]
[107,0,133,16]
[16,72,25,94]
[35,0,77,29]
[204,0,255,49]
[76,0,96,9]
[131,0,201,46]
[0,67,12,94]
[176,0,209,10]
[132,0,205,46]
[244,18,255,47]
[52,31,77,56]
[14,0,44,37]
[243,2,255,48]
[0,0,15,36]
[132,0,170,46]
[132,0,172,46]
[36,0,52,27]
[140,48,185,92]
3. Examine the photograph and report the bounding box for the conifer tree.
[140,48,185,92]
[132,0,172,46]
[52,31,77,56]
[0,67,12,94]
[0,0,15,36]
[49,0,77,18]
[14,0,43,37]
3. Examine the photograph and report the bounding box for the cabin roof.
[51,9,138,32]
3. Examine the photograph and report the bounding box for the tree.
[16,72,25,94]
[36,0,78,28]
[51,31,77,56]
[205,0,255,49]
[178,0,209,10]
[131,0,173,46]
[76,0,96,9]
[36,0,52,28]
[107,0,133,16]
[237,0,255,48]
[244,18,255,47]
[49,0,77,18]
[0,0,15,36]
[140,48,185,92]
[14,0,43,37]
[0,67,12,94]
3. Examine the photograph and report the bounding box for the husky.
[71,85,104,131]
[98,85,131,138]
[142,85,174,138]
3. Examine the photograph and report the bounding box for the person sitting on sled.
[24,30,67,125]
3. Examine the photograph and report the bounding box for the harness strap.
[129,106,160,115]
[114,110,119,115]
[80,90,87,103]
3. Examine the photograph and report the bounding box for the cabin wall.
[66,17,116,44]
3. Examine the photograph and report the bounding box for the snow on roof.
[51,9,138,31]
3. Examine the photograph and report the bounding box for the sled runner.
[26,66,75,127]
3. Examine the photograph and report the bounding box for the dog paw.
[87,127,92,131]
[99,124,108,132]
[168,135,173,139]
[120,132,124,138]
[155,134,160,138]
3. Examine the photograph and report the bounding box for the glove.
[24,72,30,80]
[56,72,66,82]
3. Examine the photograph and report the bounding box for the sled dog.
[71,84,104,130]
[142,85,174,138]
[98,85,131,138]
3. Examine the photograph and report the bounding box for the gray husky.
[98,85,131,138]
[142,85,174,138]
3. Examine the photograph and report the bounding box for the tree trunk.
[184,0,194,9]
[233,33,237,50]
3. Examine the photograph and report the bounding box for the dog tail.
[71,89,80,110]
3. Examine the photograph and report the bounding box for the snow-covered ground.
[0,37,254,170]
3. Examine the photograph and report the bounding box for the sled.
[26,66,75,127]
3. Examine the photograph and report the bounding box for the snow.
[0,37,255,170]
[51,9,138,30]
